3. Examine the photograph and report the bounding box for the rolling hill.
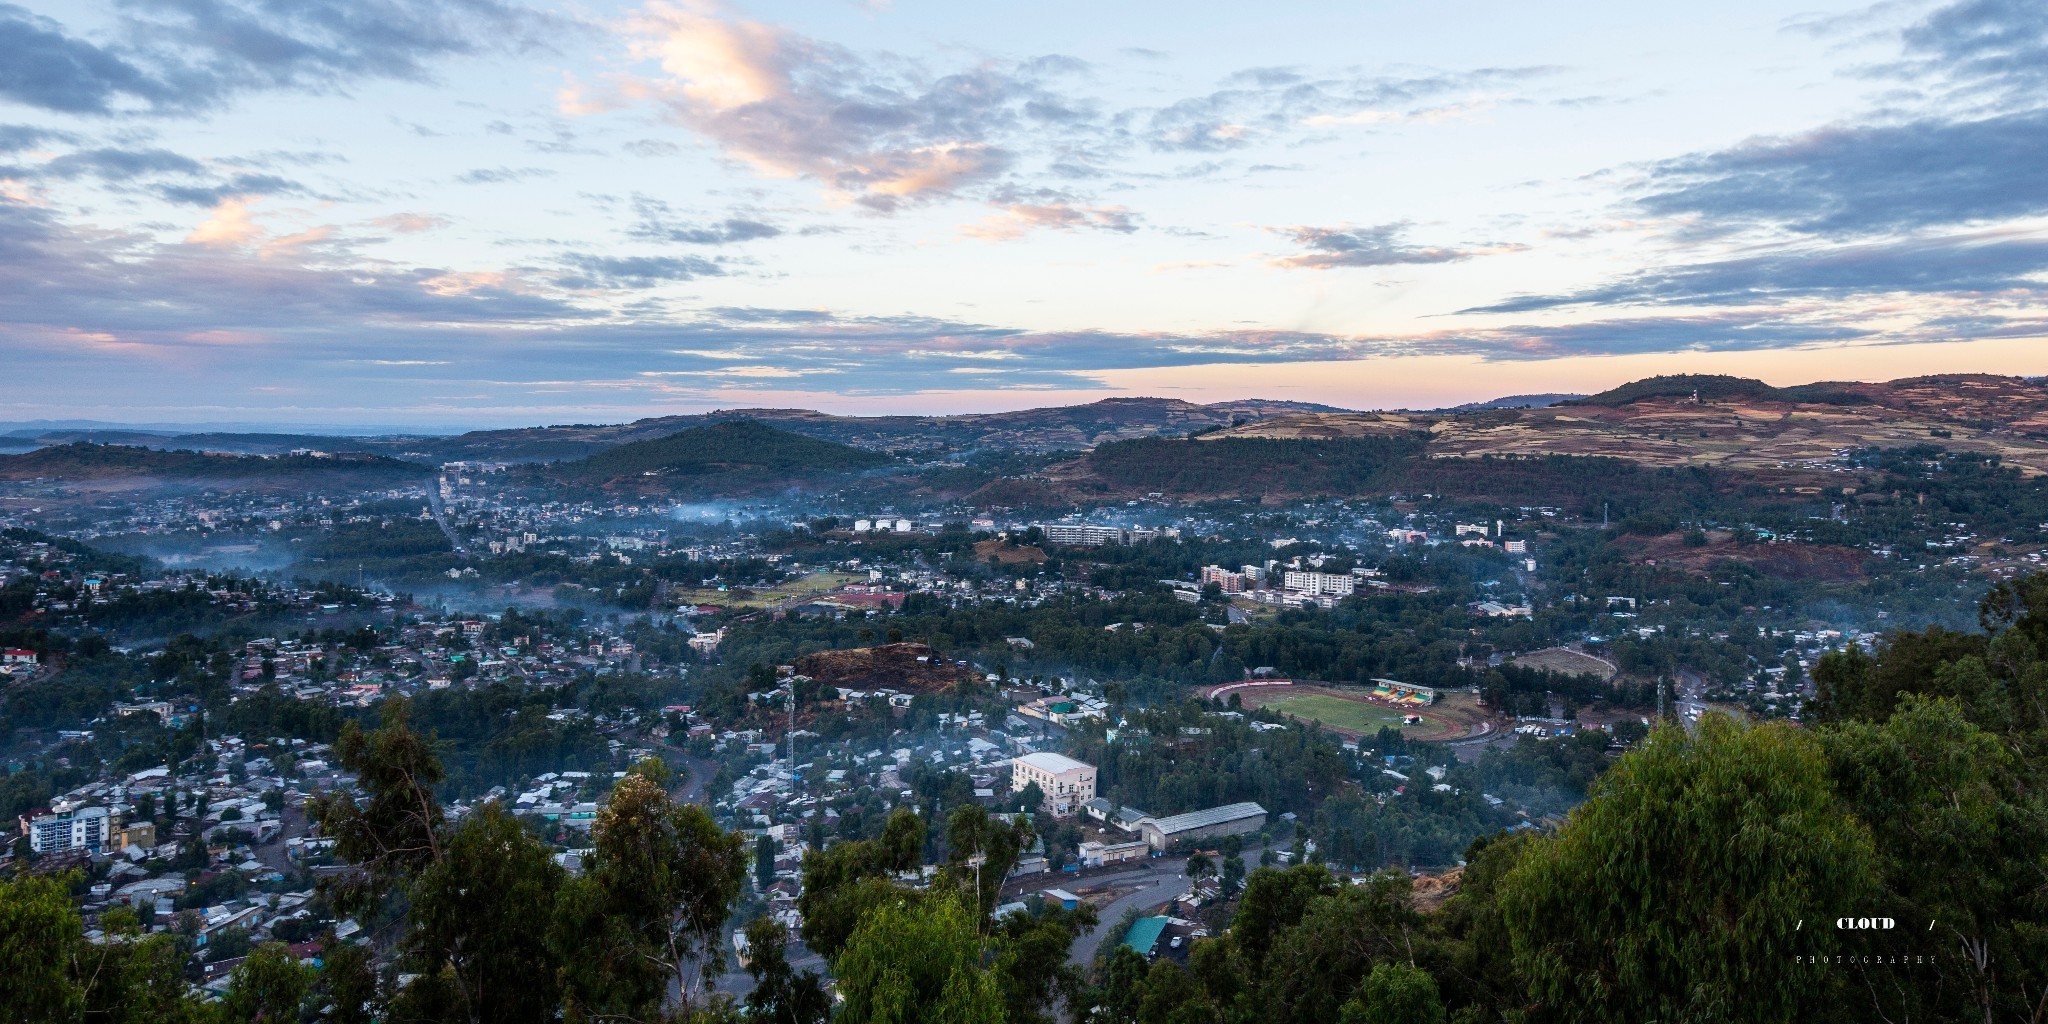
[1192,375,2048,472]
[0,443,430,484]
[1010,375,2048,508]
[552,420,892,490]
[9,397,1351,464]
[1446,393,1584,411]
[16,375,2048,488]
[411,396,1349,462]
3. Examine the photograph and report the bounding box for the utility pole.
[968,851,988,930]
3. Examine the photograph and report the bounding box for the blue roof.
[1122,916,1170,956]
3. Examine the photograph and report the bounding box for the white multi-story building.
[1011,752,1097,817]
[1282,570,1356,597]
[1041,524,1129,547]
[21,805,112,854]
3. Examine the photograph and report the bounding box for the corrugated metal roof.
[1145,801,1266,835]
[1123,916,1170,955]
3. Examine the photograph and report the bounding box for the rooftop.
[1014,751,1092,775]
[1145,801,1266,835]
[1123,916,1170,956]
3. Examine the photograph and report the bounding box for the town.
[0,406,1986,1019]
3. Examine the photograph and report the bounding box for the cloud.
[1637,108,2048,236]
[627,196,783,244]
[0,0,568,117]
[6,190,2031,415]
[0,193,579,344]
[1466,230,2048,312]
[457,166,555,184]
[1485,0,2048,330]
[961,198,1139,240]
[553,253,726,288]
[157,172,304,206]
[556,73,625,116]
[0,140,309,207]
[184,196,265,245]
[373,212,452,234]
[1134,66,1549,153]
[1895,0,2048,101]
[0,123,79,153]
[623,138,680,157]
[0,4,176,114]
[1273,222,1517,269]
[600,3,1544,213]
[609,1,1065,210]
[1427,313,1873,359]
[40,146,205,180]
[1300,96,1501,127]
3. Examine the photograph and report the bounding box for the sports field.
[675,571,865,609]
[1262,692,1414,734]
[1508,646,1618,680]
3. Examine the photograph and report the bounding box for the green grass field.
[1264,693,1416,733]
[675,571,865,609]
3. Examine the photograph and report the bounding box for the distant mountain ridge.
[1571,374,1868,407]
[0,443,429,483]
[11,376,2048,482]
[1445,393,1584,411]
[438,396,1348,462]
[550,420,892,492]
[0,397,1350,463]
[1040,373,2048,503]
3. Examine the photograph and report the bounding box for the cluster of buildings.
[7,486,430,545]
[204,615,670,709]
[714,662,1284,949]
[848,517,922,534]
[2,646,39,678]
[1195,560,1372,608]
[9,734,359,991]
[1008,750,1267,853]
[446,503,757,567]
[1036,523,1181,547]
[1014,692,1112,728]
[0,530,399,629]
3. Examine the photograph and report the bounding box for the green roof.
[1122,916,1170,956]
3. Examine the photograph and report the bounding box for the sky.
[3,0,2046,429]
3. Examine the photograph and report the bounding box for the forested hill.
[0,443,428,483]
[1041,373,2048,505]
[20,374,2048,469]
[1037,433,1735,511]
[1,396,1350,463]
[551,420,892,490]
[405,396,1349,461]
